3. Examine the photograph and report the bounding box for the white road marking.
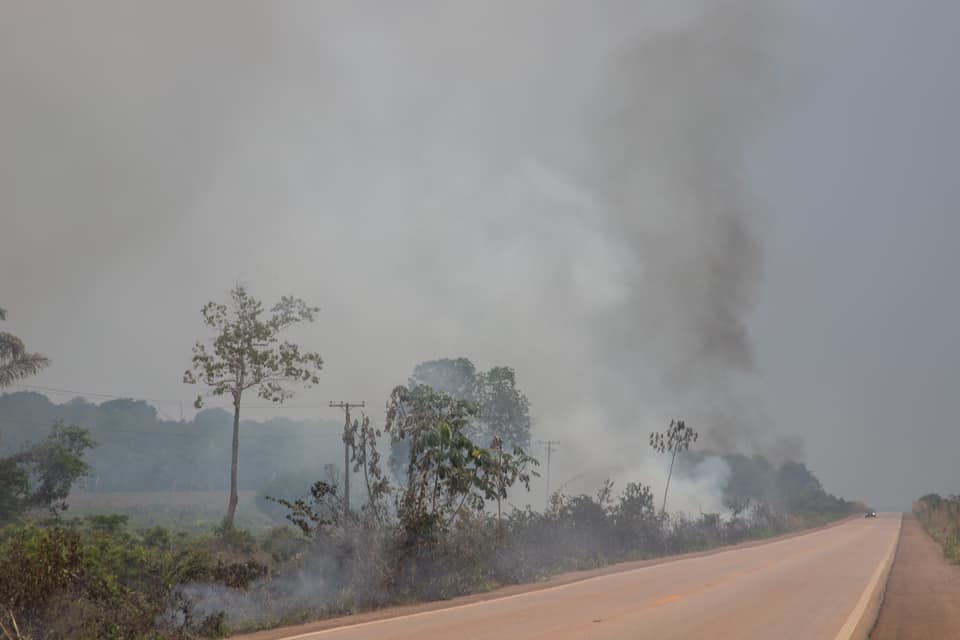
[267,519,864,639]
[833,514,902,640]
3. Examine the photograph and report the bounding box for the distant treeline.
[680,451,857,521]
[0,392,342,493]
[0,392,855,522]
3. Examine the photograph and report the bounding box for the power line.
[10,383,182,405]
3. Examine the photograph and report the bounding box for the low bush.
[0,518,268,640]
[0,476,855,639]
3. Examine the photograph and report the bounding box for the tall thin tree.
[650,419,699,515]
[184,285,323,528]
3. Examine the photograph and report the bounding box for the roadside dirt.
[231,516,857,640]
[871,514,960,639]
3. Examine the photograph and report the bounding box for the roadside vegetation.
[0,295,861,639]
[0,453,856,639]
[913,493,960,564]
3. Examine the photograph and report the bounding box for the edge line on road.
[265,517,863,640]
[833,514,902,640]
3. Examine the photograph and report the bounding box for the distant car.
[865,510,877,518]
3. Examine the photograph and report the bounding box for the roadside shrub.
[212,519,256,553]
[0,517,271,639]
[0,474,853,638]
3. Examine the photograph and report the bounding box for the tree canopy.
[0,420,94,523]
[407,357,532,447]
[184,285,323,527]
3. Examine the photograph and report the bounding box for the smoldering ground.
[169,450,825,632]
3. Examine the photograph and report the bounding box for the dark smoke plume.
[573,0,800,462]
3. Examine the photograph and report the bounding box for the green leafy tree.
[649,419,698,514]
[345,413,391,522]
[384,385,536,535]
[385,385,479,533]
[391,359,532,477]
[483,435,538,528]
[184,285,323,528]
[409,358,478,398]
[473,366,531,448]
[0,307,50,388]
[0,420,95,523]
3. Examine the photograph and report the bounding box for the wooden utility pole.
[330,400,364,518]
[535,439,560,509]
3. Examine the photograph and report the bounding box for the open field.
[67,490,274,531]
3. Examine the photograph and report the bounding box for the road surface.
[243,514,902,640]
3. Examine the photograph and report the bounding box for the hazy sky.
[1,1,957,510]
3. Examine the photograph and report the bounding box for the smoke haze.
[3,0,960,510]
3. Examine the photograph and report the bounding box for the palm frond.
[0,353,51,388]
[0,332,26,361]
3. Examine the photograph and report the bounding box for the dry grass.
[913,495,960,563]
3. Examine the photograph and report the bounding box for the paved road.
[251,514,901,640]
[871,515,960,639]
